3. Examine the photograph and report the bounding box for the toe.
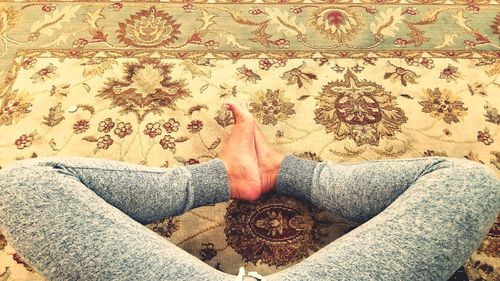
[225,102,254,125]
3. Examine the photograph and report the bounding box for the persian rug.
[0,1,499,280]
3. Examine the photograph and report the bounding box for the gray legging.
[0,155,498,280]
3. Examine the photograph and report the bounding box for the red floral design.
[73,38,88,48]
[225,194,337,267]
[439,64,460,82]
[73,119,90,134]
[42,4,56,12]
[144,122,162,138]
[187,120,203,133]
[248,8,263,15]
[21,57,37,69]
[15,134,33,149]
[163,118,180,133]
[310,7,363,43]
[477,130,494,145]
[117,6,181,48]
[30,64,57,83]
[160,135,176,149]
[314,70,407,146]
[259,59,273,70]
[98,118,115,133]
[97,134,113,149]
[114,122,133,138]
[204,40,219,50]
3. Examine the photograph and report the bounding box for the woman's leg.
[0,102,265,281]
[266,155,500,281]
[0,156,235,281]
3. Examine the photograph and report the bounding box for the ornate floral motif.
[15,134,33,149]
[117,6,181,48]
[384,65,419,86]
[310,7,363,43]
[237,65,261,83]
[97,58,190,122]
[30,64,57,83]
[160,135,176,150]
[249,89,296,126]
[477,128,494,145]
[418,88,468,124]
[73,120,90,134]
[144,122,162,138]
[314,70,407,146]
[163,118,180,133]
[0,91,32,126]
[96,134,113,150]
[439,64,461,82]
[187,120,203,133]
[147,217,180,238]
[224,194,334,267]
[114,122,133,138]
[98,118,115,133]
[280,62,318,88]
[21,57,37,69]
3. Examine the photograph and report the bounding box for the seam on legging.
[338,156,450,165]
[179,167,195,213]
[310,161,327,209]
[9,163,174,174]
[412,158,450,183]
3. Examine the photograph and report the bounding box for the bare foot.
[254,123,285,194]
[218,102,263,201]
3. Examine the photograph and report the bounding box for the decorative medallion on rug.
[0,1,499,280]
[224,194,350,268]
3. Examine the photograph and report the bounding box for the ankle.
[260,151,285,193]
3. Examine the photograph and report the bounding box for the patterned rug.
[0,1,499,280]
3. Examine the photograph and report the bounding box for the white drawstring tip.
[248,271,266,280]
[234,267,266,281]
[235,267,245,281]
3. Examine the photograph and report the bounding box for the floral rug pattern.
[0,1,499,280]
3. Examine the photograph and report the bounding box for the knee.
[439,157,500,207]
[0,163,56,198]
[0,157,64,185]
[442,157,498,182]
[427,156,493,178]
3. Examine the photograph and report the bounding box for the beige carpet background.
[0,1,499,280]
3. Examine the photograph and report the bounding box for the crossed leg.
[0,102,498,281]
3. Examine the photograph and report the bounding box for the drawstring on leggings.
[234,267,266,281]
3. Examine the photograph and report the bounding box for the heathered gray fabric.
[270,155,500,281]
[0,156,234,281]
[275,155,317,203]
[0,154,499,281]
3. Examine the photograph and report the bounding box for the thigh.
[0,162,234,281]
